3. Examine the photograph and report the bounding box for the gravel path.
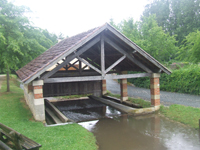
[107,79,200,108]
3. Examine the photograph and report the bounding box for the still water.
[54,99,200,150]
[80,114,200,150]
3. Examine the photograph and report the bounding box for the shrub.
[128,64,200,95]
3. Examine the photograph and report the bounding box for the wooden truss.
[41,33,153,83]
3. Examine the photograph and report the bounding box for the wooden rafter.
[105,55,126,74]
[103,36,153,73]
[77,56,102,74]
[40,35,101,80]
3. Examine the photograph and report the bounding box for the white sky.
[10,0,150,37]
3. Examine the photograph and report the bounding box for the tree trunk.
[6,65,10,92]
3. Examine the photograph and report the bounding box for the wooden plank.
[44,73,151,83]
[105,55,126,74]
[45,108,62,124]
[89,95,136,114]
[106,24,171,75]
[40,36,101,80]
[104,36,153,73]
[45,99,68,123]
[77,56,102,74]
[0,140,12,150]
[101,35,105,76]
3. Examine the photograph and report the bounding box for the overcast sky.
[10,0,150,37]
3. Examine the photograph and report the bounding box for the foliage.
[0,76,97,150]
[128,64,200,95]
[177,30,200,63]
[160,105,200,129]
[111,15,178,63]
[0,0,58,91]
[143,0,200,46]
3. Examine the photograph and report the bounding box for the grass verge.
[160,105,200,129]
[106,91,151,108]
[0,75,97,150]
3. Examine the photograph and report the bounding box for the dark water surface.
[53,99,200,150]
[80,114,200,150]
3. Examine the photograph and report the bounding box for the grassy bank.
[107,92,200,129]
[160,105,200,129]
[0,75,97,150]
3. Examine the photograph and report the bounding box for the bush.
[128,64,200,95]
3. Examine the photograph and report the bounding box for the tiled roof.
[16,26,100,82]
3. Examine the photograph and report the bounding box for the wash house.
[16,23,171,121]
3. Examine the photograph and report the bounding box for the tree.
[0,0,58,91]
[143,0,200,46]
[111,15,178,63]
[177,30,200,63]
[0,0,30,91]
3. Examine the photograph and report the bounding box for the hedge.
[128,65,200,95]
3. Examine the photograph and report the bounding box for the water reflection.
[81,114,200,150]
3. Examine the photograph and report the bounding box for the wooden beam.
[77,56,102,74]
[44,73,151,83]
[40,36,101,80]
[105,55,126,74]
[104,36,153,73]
[106,24,171,75]
[24,25,108,84]
[101,35,105,77]
[66,60,79,70]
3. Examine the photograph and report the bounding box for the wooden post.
[101,34,105,77]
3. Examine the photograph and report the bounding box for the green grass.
[56,94,92,99]
[106,91,151,108]
[0,76,97,150]
[160,105,200,129]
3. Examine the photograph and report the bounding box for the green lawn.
[160,105,200,129]
[0,76,97,150]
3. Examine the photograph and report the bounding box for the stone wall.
[23,80,45,121]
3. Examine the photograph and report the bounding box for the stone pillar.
[150,73,160,106]
[120,71,128,102]
[32,80,45,121]
[102,80,107,95]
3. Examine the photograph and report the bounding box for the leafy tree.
[111,15,178,63]
[0,0,58,91]
[143,0,200,46]
[0,0,30,91]
[177,30,200,63]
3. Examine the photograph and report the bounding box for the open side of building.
[16,23,171,121]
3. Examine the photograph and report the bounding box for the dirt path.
[0,75,6,90]
[107,79,200,108]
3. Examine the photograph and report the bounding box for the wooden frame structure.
[16,23,171,121]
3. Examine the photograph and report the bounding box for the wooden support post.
[102,80,107,95]
[120,71,128,102]
[150,73,160,106]
[101,34,105,77]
